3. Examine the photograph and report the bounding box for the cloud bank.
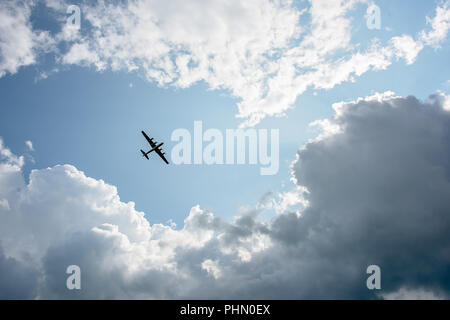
[1,92,450,299]
[1,0,450,125]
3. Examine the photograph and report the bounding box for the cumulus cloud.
[0,1,35,77]
[2,92,450,299]
[2,1,450,125]
[51,0,450,126]
[25,140,34,151]
[390,35,424,65]
[0,1,54,77]
[202,259,222,280]
[420,1,450,47]
[257,187,307,214]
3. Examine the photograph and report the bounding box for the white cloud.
[2,92,450,298]
[434,91,450,111]
[56,0,450,126]
[381,287,447,300]
[390,35,424,65]
[25,140,34,151]
[0,138,24,168]
[0,1,54,77]
[0,1,35,77]
[43,0,67,11]
[420,1,450,47]
[2,1,449,125]
[61,42,105,70]
[257,187,308,214]
[201,259,222,279]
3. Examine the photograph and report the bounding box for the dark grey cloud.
[1,93,450,299]
[0,244,39,299]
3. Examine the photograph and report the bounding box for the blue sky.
[1,67,298,225]
[1,0,449,227]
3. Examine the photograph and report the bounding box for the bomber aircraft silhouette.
[140,130,169,164]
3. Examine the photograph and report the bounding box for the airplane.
[140,130,169,164]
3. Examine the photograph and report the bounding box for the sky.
[1,0,450,299]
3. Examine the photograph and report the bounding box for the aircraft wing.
[141,131,157,148]
[155,147,169,164]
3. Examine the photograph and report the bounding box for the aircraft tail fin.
[140,149,149,160]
